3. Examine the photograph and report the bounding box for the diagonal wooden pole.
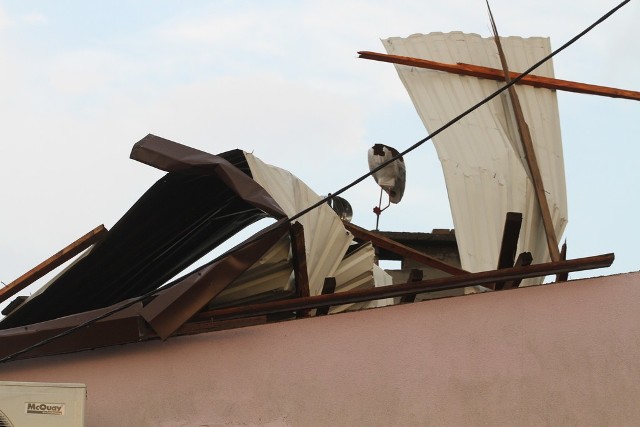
[0,225,108,304]
[487,2,561,262]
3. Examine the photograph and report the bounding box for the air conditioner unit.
[0,381,86,427]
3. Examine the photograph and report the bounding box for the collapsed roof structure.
[2,23,633,362]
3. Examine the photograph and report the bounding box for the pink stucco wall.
[1,272,639,426]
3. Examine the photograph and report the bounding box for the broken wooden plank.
[344,222,467,276]
[316,277,337,316]
[290,222,311,318]
[494,212,523,290]
[495,213,522,269]
[195,253,614,321]
[488,11,561,263]
[400,269,423,303]
[503,252,534,290]
[357,51,640,101]
[556,241,569,282]
[0,225,108,304]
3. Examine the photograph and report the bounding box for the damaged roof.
[0,134,408,353]
[1,23,626,360]
[0,135,286,329]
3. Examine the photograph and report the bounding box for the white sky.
[1,0,638,314]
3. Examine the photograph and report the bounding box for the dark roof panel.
[0,136,285,329]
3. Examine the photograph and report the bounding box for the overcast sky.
[1,0,638,313]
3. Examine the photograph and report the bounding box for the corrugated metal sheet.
[139,220,291,339]
[245,153,354,295]
[329,243,375,314]
[329,243,395,314]
[209,233,295,308]
[383,32,567,284]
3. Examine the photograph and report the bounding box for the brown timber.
[503,252,534,290]
[400,269,423,303]
[316,277,337,316]
[494,212,523,290]
[290,222,311,318]
[0,225,108,304]
[487,14,561,262]
[358,51,640,101]
[194,253,614,321]
[344,222,467,276]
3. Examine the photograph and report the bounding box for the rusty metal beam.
[344,222,467,276]
[0,225,108,304]
[358,51,640,102]
[194,253,614,321]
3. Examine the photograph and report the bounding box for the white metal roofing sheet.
[209,233,294,308]
[329,242,394,314]
[245,153,354,295]
[383,32,568,284]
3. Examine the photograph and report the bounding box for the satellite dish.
[327,194,353,222]
[368,144,406,204]
[368,144,406,230]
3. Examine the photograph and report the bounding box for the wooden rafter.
[494,212,523,290]
[0,225,108,304]
[343,222,467,276]
[400,269,423,303]
[556,241,569,282]
[358,51,640,101]
[194,253,614,321]
[290,222,311,318]
[316,277,337,316]
[487,7,561,262]
[503,252,534,290]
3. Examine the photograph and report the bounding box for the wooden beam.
[316,277,337,316]
[488,13,561,263]
[343,222,467,276]
[0,225,108,304]
[357,51,640,102]
[494,212,523,291]
[503,252,533,290]
[194,253,614,321]
[555,241,569,282]
[400,269,423,303]
[290,222,311,318]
